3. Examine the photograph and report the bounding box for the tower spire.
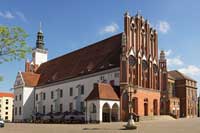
[36,22,45,49]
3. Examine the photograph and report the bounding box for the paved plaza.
[1,118,200,133]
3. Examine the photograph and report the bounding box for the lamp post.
[125,85,137,130]
[124,98,137,130]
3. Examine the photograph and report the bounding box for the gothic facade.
[120,12,162,120]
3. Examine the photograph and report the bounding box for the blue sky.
[0,0,200,94]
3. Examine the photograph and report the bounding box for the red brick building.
[159,50,197,118]
[159,51,180,117]
[120,12,161,121]
[119,12,198,120]
[168,71,198,117]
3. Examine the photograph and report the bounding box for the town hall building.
[13,12,198,123]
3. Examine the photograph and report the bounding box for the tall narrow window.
[43,93,46,100]
[60,89,63,98]
[36,94,38,101]
[19,107,21,115]
[51,91,54,99]
[15,107,17,115]
[60,104,63,112]
[19,94,22,101]
[51,104,53,113]
[43,105,46,114]
[81,85,84,95]
[70,88,73,96]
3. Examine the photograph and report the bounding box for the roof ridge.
[39,33,122,67]
[36,33,121,86]
[175,70,185,79]
[169,70,196,81]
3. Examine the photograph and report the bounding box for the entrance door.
[132,97,138,114]
[153,99,158,115]
[102,103,110,122]
[144,103,148,116]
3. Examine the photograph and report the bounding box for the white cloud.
[161,49,183,68]
[100,23,119,34]
[16,11,27,22]
[0,11,14,19]
[156,21,170,34]
[179,65,200,76]
[167,56,184,67]
[165,49,172,57]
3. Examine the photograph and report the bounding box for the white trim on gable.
[14,71,25,88]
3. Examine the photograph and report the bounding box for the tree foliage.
[0,26,31,81]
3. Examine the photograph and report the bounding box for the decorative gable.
[14,72,25,88]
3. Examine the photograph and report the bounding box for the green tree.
[0,26,31,81]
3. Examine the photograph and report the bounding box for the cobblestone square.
[1,118,200,133]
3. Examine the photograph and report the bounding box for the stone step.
[139,115,175,121]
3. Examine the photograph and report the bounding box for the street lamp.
[124,99,137,130]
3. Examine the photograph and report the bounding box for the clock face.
[129,55,136,66]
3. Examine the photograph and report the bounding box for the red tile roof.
[0,92,14,98]
[168,70,196,82]
[21,72,40,87]
[85,83,119,101]
[168,73,175,80]
[36,33,122,86]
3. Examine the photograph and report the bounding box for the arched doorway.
[111,103,119,122]
[102,103,110,122]
[89,103,97,122]
[132,97,138,114]
[153,99,158,115]
[144,98,148,116]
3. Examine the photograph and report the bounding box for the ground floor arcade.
[86,100,120,123]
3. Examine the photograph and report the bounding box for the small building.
[85,83,120,122]
[168,70,198,118]
[0,92,14,122]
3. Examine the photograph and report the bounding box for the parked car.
[0,119,4,128]
[33,112,45,123]
[63,110,85,123]
[52,112,64,123]
[41,112,53,123]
